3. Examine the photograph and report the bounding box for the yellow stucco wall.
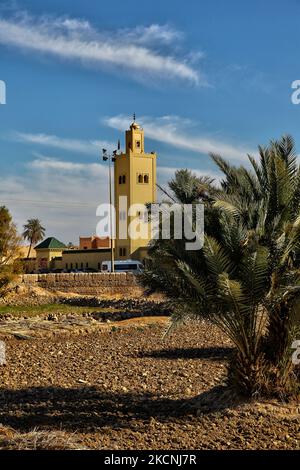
[62,250,111,271]
[36,248,64,270]
[114,121,156,260]
[23,250,111,272]
[19,246,37,259]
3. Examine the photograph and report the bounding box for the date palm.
[22,219,45,258]
[212,136,300,371]
[143,136,300,397]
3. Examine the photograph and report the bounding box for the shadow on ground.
[134,346,234,361]
[0,383,245,434]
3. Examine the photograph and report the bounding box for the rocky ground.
[0,314,299,450]
[0,298,172,340]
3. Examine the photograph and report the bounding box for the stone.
[47,313,58,321]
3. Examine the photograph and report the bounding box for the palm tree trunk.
[27,242,32,259]
[266,304,290,364]
[228,350,268,396]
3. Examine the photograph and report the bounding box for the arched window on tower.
[144,174,149,184]
[138,174,143,183]
[122,175,126,184]
[119,175,122,184]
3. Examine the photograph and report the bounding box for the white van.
[101,259,144,274]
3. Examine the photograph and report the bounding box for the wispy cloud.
[104,114,254,161]
[30,155,211,183]
[0,155,110,242]
[0,13,201,84]
[13,131,112,155]
[117,24,184,46]
[158,165,220,182]
[29,153,107,175]
[0,154,194,242]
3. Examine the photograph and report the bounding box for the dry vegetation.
[0,425,86,450]
[0,309,299,450]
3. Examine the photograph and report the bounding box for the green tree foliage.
[22,218,45,258]
[0,206,22,292]
[143,136,300,398]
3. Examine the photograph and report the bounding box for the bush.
[0,206,22,295]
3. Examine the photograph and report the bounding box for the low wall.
[17,273,144,296]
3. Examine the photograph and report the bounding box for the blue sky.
[0,0,300,242]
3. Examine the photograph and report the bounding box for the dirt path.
[0,319,299,449]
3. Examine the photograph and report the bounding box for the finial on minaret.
[130,113,140,130]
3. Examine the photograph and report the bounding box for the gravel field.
[0,318,299,450]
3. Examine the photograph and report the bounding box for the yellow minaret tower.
[114,118,157,260]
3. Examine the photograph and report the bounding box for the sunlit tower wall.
[114,119,157,260]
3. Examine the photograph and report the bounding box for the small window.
[84,246,87,250]
[114,263,138,271]
[138,174,143,183]
[119,175,122,184]
[144,174,149,183]
[81,263,83,269]
[66,263,68,269]
[119,247,126,257]
[75,263,78,269]
[70,263,73,269]
[86,262,89,268]
[98,262,101,270]
[136,140,141,148]
[122,175,126,184]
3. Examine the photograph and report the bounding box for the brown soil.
[0,318,299,450]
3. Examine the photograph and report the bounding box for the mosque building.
[26,119,157,272]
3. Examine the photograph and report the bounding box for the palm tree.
[143,136,300,398]
[22,219,45,258]
[212,135,300,370]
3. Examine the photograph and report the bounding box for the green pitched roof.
[35,237,66,250]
